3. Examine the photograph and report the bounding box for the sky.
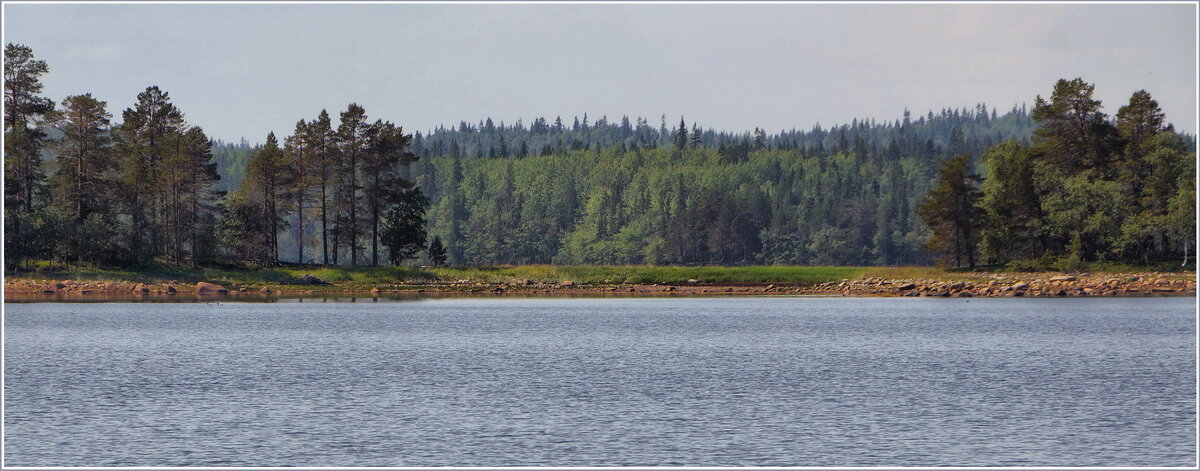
[3,3,1197,143]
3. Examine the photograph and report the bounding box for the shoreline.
[5,271,1195,300]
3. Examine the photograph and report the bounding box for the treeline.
[408,105,1034,162]
[4,43,428,269]
[400,108,1039,266]
[919,79,1196,269]
[6,41,1195,271]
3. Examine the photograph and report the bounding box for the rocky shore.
[4,271,1194,298]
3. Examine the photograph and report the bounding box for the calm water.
[4,297,1196,466]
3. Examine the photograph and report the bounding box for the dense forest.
[4,43,1196,270]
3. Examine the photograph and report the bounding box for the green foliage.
[917,155,984,268]
[428,236,448,267]
[975,78,1195,267]
[381,187,429,265]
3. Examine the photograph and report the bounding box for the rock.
[521,279,534,285]
[688,279,699,284]
[195,282,229,294]
[1012,282,1030,291]
[492,286,505,293]
[954,291,973,297]
[53,281,67,289]
[1055,289,1068,296]
[665,286,676,291]
[300,274,326,285]
[370,287,381,293]
[949,282,965,291]
[1152,287,1176,293]
[897,283,917,290]
[560,280,575,287]
[165,284,177,293]
[80,289,93,294]
[133,283,150,294]
[766,284,776,290]
[261,286,274,294]
[1049,276,1077,282]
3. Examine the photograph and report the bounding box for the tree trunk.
[371,173,380,267]
[320,167,329,266]
[296,187,304,265]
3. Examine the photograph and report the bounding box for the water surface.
[4,297,1195,466]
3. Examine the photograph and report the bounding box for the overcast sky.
[4,3,1196,143]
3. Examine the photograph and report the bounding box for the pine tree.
[381,187,428,265]
[675,117,688,149]
[428,235,447,267]
[917,155,983,268]
[4,43,55,267]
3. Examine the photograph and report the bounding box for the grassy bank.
[4,262,1192,288]
[6,264,868,287]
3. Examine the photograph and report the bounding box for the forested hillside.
[404,108,1038,266]
[206,106,1038,265]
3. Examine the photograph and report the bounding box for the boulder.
[261,286,274,294]
[1012,282,1030,291]
[1049,276,1077,282]
[370,287,382,294]
[897,283,917,291]
[300,274,326,285]
[195,282,229,294]
[687,279,699,284]
[560,280,576,287]
[165,284,178,293]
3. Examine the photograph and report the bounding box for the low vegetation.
[7,262,1193,290]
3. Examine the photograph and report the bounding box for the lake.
[4,296,1195,466]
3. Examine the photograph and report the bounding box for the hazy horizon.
[3,3,1196,143]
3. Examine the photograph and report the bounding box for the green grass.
[6,261,1190,287]
[7,263,865,286]
[428,265,868,284]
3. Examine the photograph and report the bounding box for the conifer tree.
[917,155,983,268]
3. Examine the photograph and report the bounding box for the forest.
[4,42,1196,271]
